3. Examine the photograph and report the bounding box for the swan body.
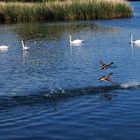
[69,35,84,45]
[21,40,29,51]
[130,34,140,44]
[0,45,9,51]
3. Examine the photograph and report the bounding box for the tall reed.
[0,0,132,23]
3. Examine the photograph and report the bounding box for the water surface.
[0,2,140,140]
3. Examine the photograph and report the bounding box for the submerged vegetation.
[0,0,132,23]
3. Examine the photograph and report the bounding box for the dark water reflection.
[0,2,140,140]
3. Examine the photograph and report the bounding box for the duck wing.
[105,77,114,84]
[99,60,106,66]
[108,73,113,77]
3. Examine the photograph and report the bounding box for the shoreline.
[0,0,133,23]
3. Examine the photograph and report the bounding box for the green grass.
[0,0,133,23]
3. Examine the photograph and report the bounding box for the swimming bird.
[21,40,30,51]
[98,73,114,84]
[0,45,9,51]
[130,34,140,44]
[99,60,114,70]
[69,35,84,45]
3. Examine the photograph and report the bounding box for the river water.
[0,2,140,140]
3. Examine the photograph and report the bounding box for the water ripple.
[0,81,139,110]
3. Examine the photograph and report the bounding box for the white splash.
[121,81,140,89]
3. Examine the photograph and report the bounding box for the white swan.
[21,40,30,51]
[0,45,9,51]
[130,34,140,44]
[69,35,84,45]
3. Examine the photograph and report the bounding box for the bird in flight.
[99,60,114,70]
[98,73,114,84]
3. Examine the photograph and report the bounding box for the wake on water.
[120,81,140,89]
[0,81,140,109]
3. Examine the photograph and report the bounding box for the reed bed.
[0,0,132,23]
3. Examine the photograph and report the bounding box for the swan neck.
[69,36,72,43]
[130,35,133,43]
[21,41,25,48]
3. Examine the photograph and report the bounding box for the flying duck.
[99,60,114,70]
[98,73,114,84]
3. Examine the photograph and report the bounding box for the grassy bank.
[0,0,132,23]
